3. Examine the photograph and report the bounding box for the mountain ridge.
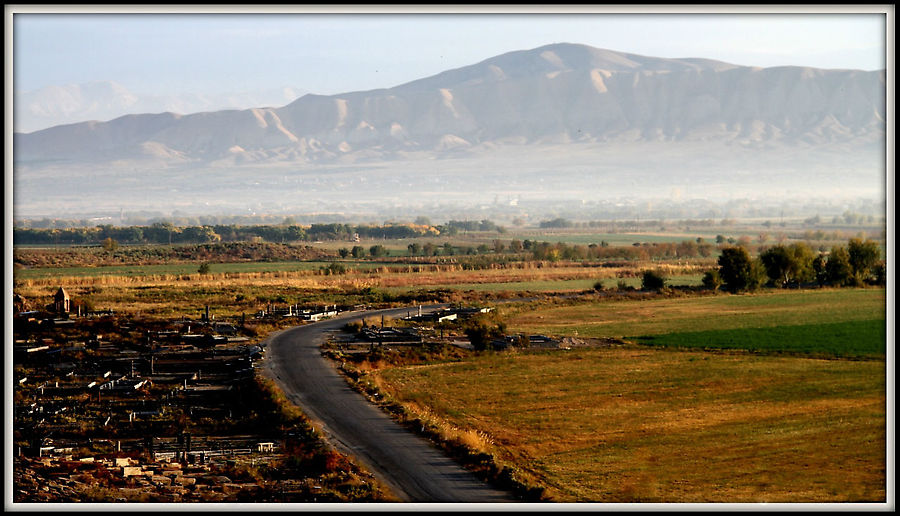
[14,43,885,168]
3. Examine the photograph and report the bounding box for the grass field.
[367,286,887,502]
[374,347,886,502]
[503,288,886,340]
[634,318,886,358]
[14,257,710,318]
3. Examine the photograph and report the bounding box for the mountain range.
[14,82,307,134]
[12,43,886,219]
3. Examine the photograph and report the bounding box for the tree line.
[12,220,507,246]
[710,238,884,292]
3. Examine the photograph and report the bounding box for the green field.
[634,319,886,358]
[504,288,886,340]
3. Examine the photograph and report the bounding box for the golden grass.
[374,348,887,502]
[13,261,701,317]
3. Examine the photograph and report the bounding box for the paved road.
[262,306,516,503]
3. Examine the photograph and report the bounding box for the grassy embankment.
[369,288,888,502]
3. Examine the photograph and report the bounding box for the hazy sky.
[10,7,889,96]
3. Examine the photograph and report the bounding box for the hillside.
[14,43,885,165]
[11,43,886,220]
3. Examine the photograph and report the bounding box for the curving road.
[262,306,516,503]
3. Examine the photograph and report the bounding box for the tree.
[101,237,118,252]
[197,263,211,274]
[812,254,827,286]
[759,243,815,288]
[872,262,886,286]
[641,270,667,291]
[338,247,350,259]
[407,243,421,256]
[847,238,881,284]
[825,246,853,286]
[718,246,765,292]
[442,242,455,256]
[702,270,722,290]
[369,245,387,258]
[350,246,366,259]
[464,318,506,352]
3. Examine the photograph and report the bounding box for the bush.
[463,317,506,351]
[322,262,348,275]
[641,270,667,291]
[197,262,211,274]
[101,237,118,252]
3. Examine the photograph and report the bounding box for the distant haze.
[14,82,307,134]
[12,43,886,222]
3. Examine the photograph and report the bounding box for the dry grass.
[13,261,705,317]
[374,348,886,502]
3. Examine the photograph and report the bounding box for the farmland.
[367,287,888,502]
[501,288,886,339]
[373,346,885,502]
[11,225,889,504]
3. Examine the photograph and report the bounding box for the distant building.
[54,287,70,314]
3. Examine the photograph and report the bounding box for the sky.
[9,6,889,97]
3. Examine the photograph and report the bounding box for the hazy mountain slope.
[14,43,885,167]
[14,81,307,133]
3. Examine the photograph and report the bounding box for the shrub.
[640,270,667,291]
[322,262,348,275]
[101,237,118,252]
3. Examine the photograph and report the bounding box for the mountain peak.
[393,43,741,94]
